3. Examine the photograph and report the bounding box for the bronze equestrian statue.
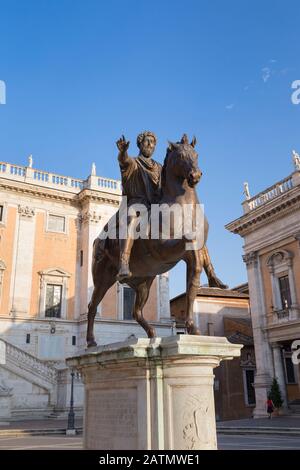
[117,131,162,282]
[86,133,227,347]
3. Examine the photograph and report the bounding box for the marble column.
[9,205,36,315]
[157,273,171,322]
[243,251,273,418]
[287,257,299,320]
[272,343,288,408]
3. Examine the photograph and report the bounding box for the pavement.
[218,433,300,450]
[217,416,300,436]
[0,418,83,437]
[0,435,83,450]
[1,415,300,441]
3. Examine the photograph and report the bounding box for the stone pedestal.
[66,335,241,450]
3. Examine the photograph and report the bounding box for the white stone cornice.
[226,186,300,236]
[0,178,121,207]
[0,179,77,204]
[78,188,120,206]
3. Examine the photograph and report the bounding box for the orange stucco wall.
[143,278,157,321]
[0,206,17,315]
[30,212,78,319]
[101,284,117,318]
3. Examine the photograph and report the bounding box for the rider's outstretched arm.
[117,135,132,169]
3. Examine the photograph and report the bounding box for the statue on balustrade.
[292,150,300,171]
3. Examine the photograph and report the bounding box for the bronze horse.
[87,135,225,347]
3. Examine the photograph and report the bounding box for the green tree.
[269,377,284,408]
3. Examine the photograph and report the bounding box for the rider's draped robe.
[98,155,162,242]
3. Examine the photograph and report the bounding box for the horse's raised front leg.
[133,277,156,338]
[185,250,202,335]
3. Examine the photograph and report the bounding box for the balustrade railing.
[247,176,293,211]
[0,161,121,194]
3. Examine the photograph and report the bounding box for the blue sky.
[0,0,300,298]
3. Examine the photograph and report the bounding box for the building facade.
[170,286,256,420]
[0,158,172,419]
[226,158,300,417]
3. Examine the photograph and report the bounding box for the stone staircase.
[0,338,58,419]
[289,399,300,415]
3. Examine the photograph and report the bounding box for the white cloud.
[262,67,271,82]
[225,104,234,110]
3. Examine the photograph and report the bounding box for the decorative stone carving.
[242,251,258,267]
[267,250,292,267]
[294,232,300,247]
[18,205,35,218]
[81,210,101,224]
[182,394,211,450]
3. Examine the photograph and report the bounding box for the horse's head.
[164,134,202,188]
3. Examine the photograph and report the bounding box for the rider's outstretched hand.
[116,135,130,153]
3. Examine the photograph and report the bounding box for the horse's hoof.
[192,327,201,335]
[87,339,97,348]
[147,327,156,338]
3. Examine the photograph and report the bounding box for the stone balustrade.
[0,161,121,195]
[1,338,58,385]
[245,176,293,213]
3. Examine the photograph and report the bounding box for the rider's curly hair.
[136,131,157,149]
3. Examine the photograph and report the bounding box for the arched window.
[267,250,298,319]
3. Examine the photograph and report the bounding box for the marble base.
[66,335,242,450]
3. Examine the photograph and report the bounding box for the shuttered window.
[48,214,65,232]
[123,287,135,320]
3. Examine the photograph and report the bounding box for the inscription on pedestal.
[86,388,138,449]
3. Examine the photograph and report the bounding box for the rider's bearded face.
[139,136,156,158]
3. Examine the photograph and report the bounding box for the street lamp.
[66,369,76,435]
